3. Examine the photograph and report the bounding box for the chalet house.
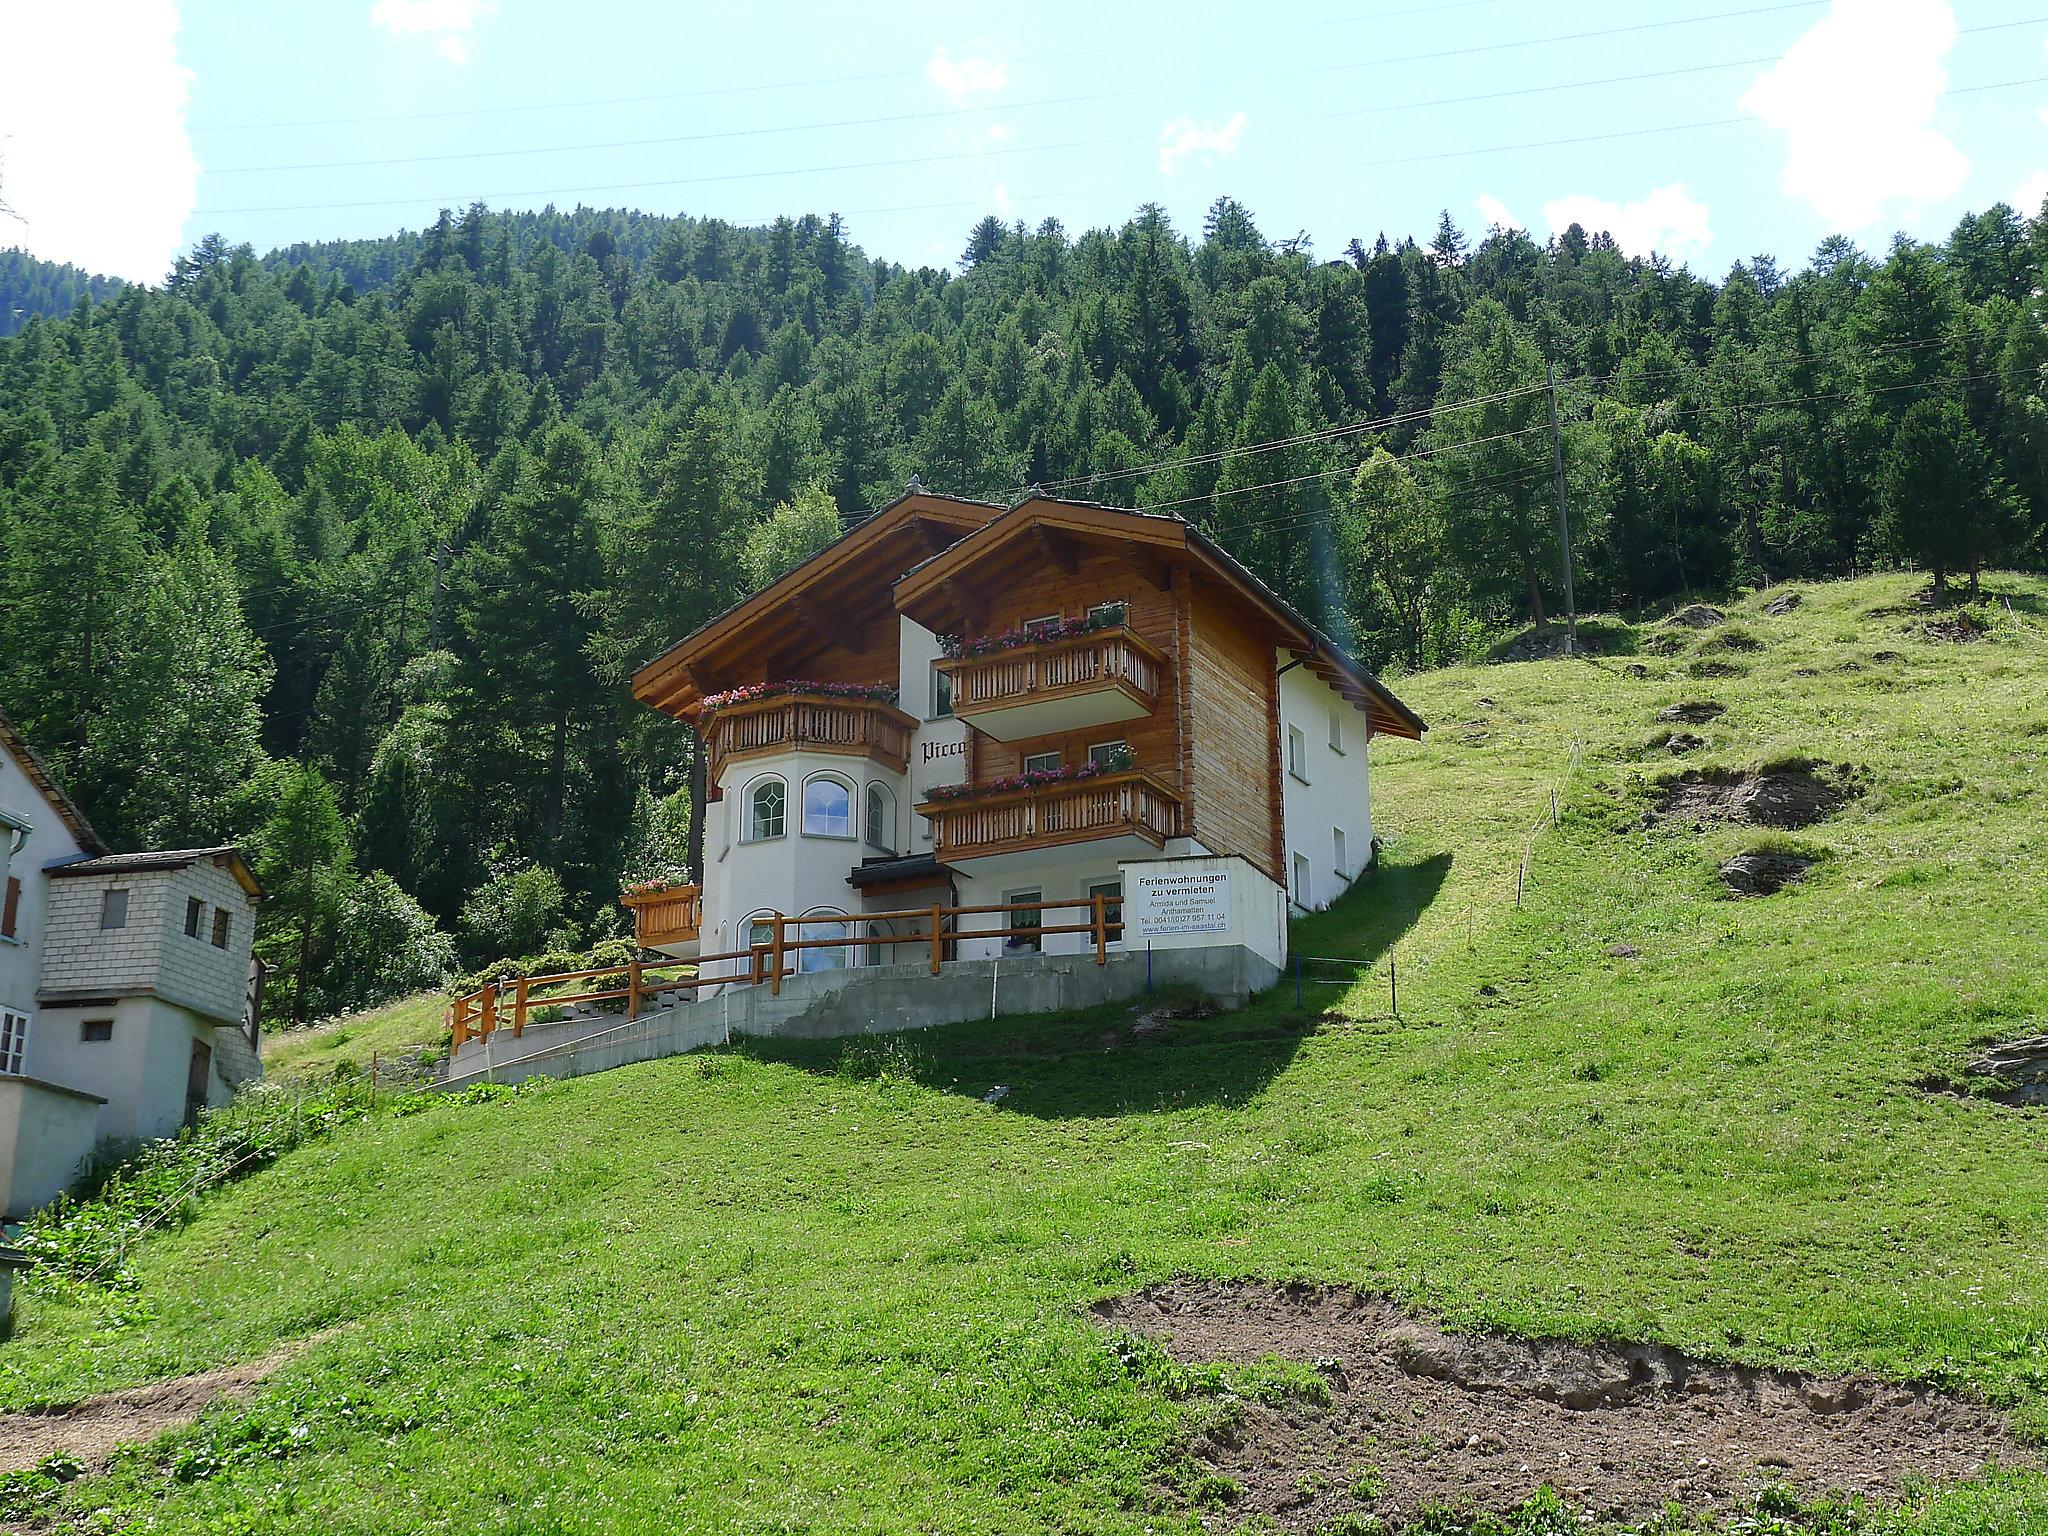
[0,710,263,1217]
[625,491,1424,985]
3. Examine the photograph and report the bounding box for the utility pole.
[1545,358,1579,654]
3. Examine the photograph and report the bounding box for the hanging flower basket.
[921,745,1136,803]
[940,602,1129,660]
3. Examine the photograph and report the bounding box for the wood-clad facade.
[629,490,1425,963]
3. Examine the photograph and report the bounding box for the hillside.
[4,572,2045,1533]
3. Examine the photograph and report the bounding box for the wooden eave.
[0,707,105,855]
[631,492,1001,720]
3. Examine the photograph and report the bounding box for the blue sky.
[3,0,2046,283]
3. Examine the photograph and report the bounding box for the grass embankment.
[6,574,2048,1533]
[260,992,448,1080]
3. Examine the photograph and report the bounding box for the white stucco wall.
[0,1075,104,1218]
[1277,653,1375,914]
[0,742,90,1034]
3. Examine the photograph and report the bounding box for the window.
[797,908,851,973]
[81,1018,113,1044]
[1286,724,1310,783]
[1085,600,1126,628]
[929,663,954,719]
[744,913,779,980]
[1088,879,1124,946]
[1292,852,1312,909]
[0,1009,25,1074]
[1,876,19,942]
[185,896,204,937]
[801,775,855,839]
[865,784,896,853]
[744,777,787,842]
[211,907,231,949]
[1022,613,1060,638]
[1023,750,1061,776]
[1087,740,1129,770]
[100,887,129,930]
[1004,890,1043,953]
[1329,705,1347,755]
[1334,827,1349,878]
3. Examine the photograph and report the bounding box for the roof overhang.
[631,491,1002,720]
[0,708,105,855]
[47,847,265,900]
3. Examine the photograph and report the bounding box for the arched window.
[798,908,851,973]
[742,911,779,984]
[744,777,786,842]
[802,773,854,839]
[862,918,899,968]
[864,783,896,853]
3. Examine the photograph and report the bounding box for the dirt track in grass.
[1097,1283,2036,1531]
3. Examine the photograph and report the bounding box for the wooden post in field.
[513,976,530,1037]
[1093,891,1108,966]
[930,904,944,975]
[771,915,786,995]
[627,960,642,1022]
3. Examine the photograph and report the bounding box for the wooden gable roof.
[0,707,105,856]
[631,490,1002,720]
[893,497,1427,741]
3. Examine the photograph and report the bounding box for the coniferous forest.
[2,199,2044,1020]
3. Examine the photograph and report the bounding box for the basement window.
[100,888,129,930]
[81,1018,113,1044]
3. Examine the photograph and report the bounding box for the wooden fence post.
[480,981,498,1041]
[930,904,944,975]
[1093,891,1108,966]
[628,960,643,1022]
[513,975,530,1037]
[771,915,786,995]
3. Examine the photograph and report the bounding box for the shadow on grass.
[740,854,1452,1121]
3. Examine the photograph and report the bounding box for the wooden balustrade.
[704,694,916,786]
[917,769,1183,860]
[446,897,1125,1049]
[937,627,1165,726]
[620,882,702,949]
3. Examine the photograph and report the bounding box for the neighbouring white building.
[0,710,263,1217]
[619,492,1425,985]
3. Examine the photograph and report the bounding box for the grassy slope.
[8,574,2048,1534]
[260,992,447,1079]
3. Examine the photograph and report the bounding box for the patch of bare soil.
[1687,660,1746,680]
[1968,1036,2048,1107]
[1656,765,1852,830]
[1665,603,1727,629]
[1099,1283,2034,1531]
[1663,732,1704,756]
[0,1336,318,1473]
[1921,612,1986,644]
[1762,591,1804,617]
[1656,702,1724,725]
[1720,852,1814,896]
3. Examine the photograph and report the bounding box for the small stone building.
[0,710,263,1216]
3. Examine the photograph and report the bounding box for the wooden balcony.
[705,694,917,788]
[936,627,1167,743]
[621,881,702,954]
[917,769,1183,868]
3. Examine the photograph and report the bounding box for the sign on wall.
[1129,868,1231,937]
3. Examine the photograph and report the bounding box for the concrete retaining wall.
[445,943,1278,1090]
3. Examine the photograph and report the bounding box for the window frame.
[80,1018,114,1044]
[184,896,204,938]
[1003,888,1044,953]
[1286,724,1310,784]
[0,1008,26,1074]
[211,907,231,949]
[1086,739,1129,770]
[1022,750,1061,776]
[928,662,954,720]
[1328,704,1347,755]
[742,775,788,843]
[1086,878,1124,948]
[796,907,852,974]
[800,772,857,841]
[1291,851,1312,909]
[1085,599,1127,629]
[1022,613,1061,638]
[100,887,129,931]
[1334,826,1349,879]
[864,783,896,854]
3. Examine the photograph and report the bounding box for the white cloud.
[993,181,1014,218]
[370,0,499,65]
[2016,171,2048,217]
[1158,112,1247,177]
[1739,0,1967,231]
[926,47,1007,106]
[0,0,197,283]
[1543,184,1714,262]
[1475,193,1522,233]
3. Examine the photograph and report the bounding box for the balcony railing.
[917,769,1183,861]
[705,694,916,786]
[937,627,1166,742]
[620,881,702,951]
